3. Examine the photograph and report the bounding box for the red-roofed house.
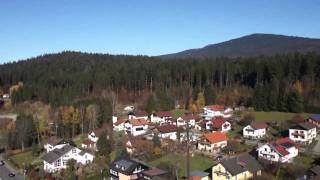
[154,124,178,140]
[206,117,231,132]
[257,137,298,163]
[202,104,232,119]
[176,114,201,127]
[112,116,125,132]
[198,132,228,153]
[243,122,268,139]
[128,111,149,120]
[150,111,172,124]
[81,139,96,150]
[124,119,149,136]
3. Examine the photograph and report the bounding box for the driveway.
[0,162,23,180]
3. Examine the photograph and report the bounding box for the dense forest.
[1,51,320,113]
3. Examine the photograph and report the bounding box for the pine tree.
[145,95,157,113]
[96,132,111,156]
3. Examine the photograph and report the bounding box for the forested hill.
[160,34,320,59]
[1,51,320,113]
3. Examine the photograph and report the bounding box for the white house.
[154,124,178,140]
[257,137,298,163]
[202,105,232,119]
[289,122,317,145]
[176,115,201,127]
[243,122,268,139]
[195,120,207,131]
[197,132,228,153]
[112,116,125,132]
[150,111,172,124]
[82,124,108,150]
[125,119,149,136]
[128,111,149,120]
[81,139,96,150]
[42,145,94,173]
[44,136,70,152]
[206,117,231,132]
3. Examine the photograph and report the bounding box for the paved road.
[0,163,23,180]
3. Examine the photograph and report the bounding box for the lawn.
[171,109,188,118]
[243,111,312,122]
[148,153,214,177]
[227,124,243,139]
[294,153,314,168]
[9,150,40,168]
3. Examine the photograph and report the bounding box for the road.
[0,163,23,180]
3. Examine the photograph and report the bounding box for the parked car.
[0,160,4,166]
[8,173,15,177]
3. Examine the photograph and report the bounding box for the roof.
[46,136,64,146]
[41,145,74,163]
[269,137,297,156]
[203,132,227,143]
[310,165,320,175]
[153,111,172,117]
[251,122,268,130]
[190,170,209,177]
[129,111,148,117]
[197,121,206,128]
[90,123,109,137]
[129,119,149,126]
[220,154,263,176]
[142,167,167,177]
[156,124,177,133]
[211,117,226,128]
[206,104,225,111]
[181,114,201,121]
[310,114,320,121]
[109,157,149,175]
[82,139,95,146]
[292,122,316,130]
[114,118,125,126]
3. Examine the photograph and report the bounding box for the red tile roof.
[156,124,177,133]
[113,118,125,126]
[181,114,201,122]
[130,119,149,126]
[82,139,95,145]
[154,111,172,117]
[203,132,227,143]
[275,146,289,156]
[129,111,148,117]
[91,123,109,137]
[206,104,225,111]
[211,117,226,128]
[251,122,268,129]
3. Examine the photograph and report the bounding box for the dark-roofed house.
[257,137,299,163]
[128,111,149,120]
[109,158,149,180]
[289,122,317,144]
[212,154,262,180]
[309,114,320,127]
[150,111,172,124]
[243,122,268,139]
[42,145,94,173]
[154,124,178,140]
[44,136,70,152]
[190,170,210,180]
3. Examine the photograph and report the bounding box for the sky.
[1,0,320,63]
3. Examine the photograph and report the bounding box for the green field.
[243,111,312,122]
[148,153,214,177]
[171,109,188,118]
[9,150,40,168]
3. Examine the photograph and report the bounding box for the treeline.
[1,51,320,113]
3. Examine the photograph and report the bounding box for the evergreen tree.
[287,90,303,113]
[96,132,111,156]
[204,84,215,105]
[145,95,157,113]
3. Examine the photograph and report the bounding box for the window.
[136,127,143,131]
[72,149,76,153]
[55,159,61,167]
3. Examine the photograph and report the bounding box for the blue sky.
[1,0,320,63]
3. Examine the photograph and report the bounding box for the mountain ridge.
[160,33,320,59]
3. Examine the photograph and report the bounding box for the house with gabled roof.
[113,117,125,132]
[243,122,268,139]
[42,145,94,173]
[150,111,172,124]
[195,120,207,131]
[44,136,70,152]
[125,119,149,136]
[206,117,231,132]
[212,154,262,180]
[128,111,149,120]
[154,124,178,140]
[176,114,201,127]
[202,104,232,119]
[257,137,298,163]
[289,122,317,144]
[198,132,228,153]
[308,114,320,127]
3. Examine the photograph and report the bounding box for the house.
[257,137,298,163]
[42,145,94,173]
[142,167,167,180]
[150,111,172,124]
[125,119,149,136]
[109,158,149,180]
[289,122,317,144]
[202,104,232,119]
[212,154,262,180]
[190,171,210,180]
[198,132,228,153]
[308,114,320,127]
[88,124,108,143]
[243,122,268,139]
[206,117,231,132]
[81,139,96,150]
[176,114,201,127]
[154,124,178,140]
[195,120,207,131]
[44,136,70,152]
[113,117,125,132]
[128,111,149,120]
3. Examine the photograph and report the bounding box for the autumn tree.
[196,92,205,112]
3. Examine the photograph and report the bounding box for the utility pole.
[186,119,190,179]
